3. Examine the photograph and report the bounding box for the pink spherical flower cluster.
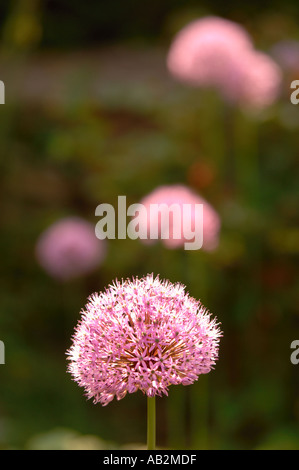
[137,184,220,251]
[66,274,221,406]
[235,51,282,109]
[36,217,106,281]
[167,16,282,110]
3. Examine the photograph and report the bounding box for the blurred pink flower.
[36,217,106,281]
[167,16,252,88]
[136,184,221,251]
[233,50,282,110]
[167,16,282,110]
[67,274,222,405]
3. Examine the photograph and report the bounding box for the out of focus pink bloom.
[36,217,106,281]
[167,16,282,110]
[233,51,282,110]
[167,16,252,87]
[136,185,220,251]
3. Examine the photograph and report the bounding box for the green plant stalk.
[233,108,259,207]
[147,396,156,450]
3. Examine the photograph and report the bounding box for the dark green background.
[0,0,298,450]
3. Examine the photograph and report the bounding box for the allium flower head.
[221,50,282,110]
[167,16,282,110]
[36,217,106,281]
[137,184,221,251]
[67,274,221,406]
[167,16,253,89]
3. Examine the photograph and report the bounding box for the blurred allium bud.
[167,16,282,110]
[36,217,106,281]
[136,184,220,251]
[67,274,222,405]
[233,50,282,110]
[167,16,252,88]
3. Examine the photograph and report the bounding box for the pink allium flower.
[136,184,220,251]
[66,274,221,405]
[167,16,253,90]
[167,16,282,110]
[36,217,106,281]
[232,50,282,110]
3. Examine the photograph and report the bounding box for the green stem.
[233,108,259,207]
[147,396,156,450]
